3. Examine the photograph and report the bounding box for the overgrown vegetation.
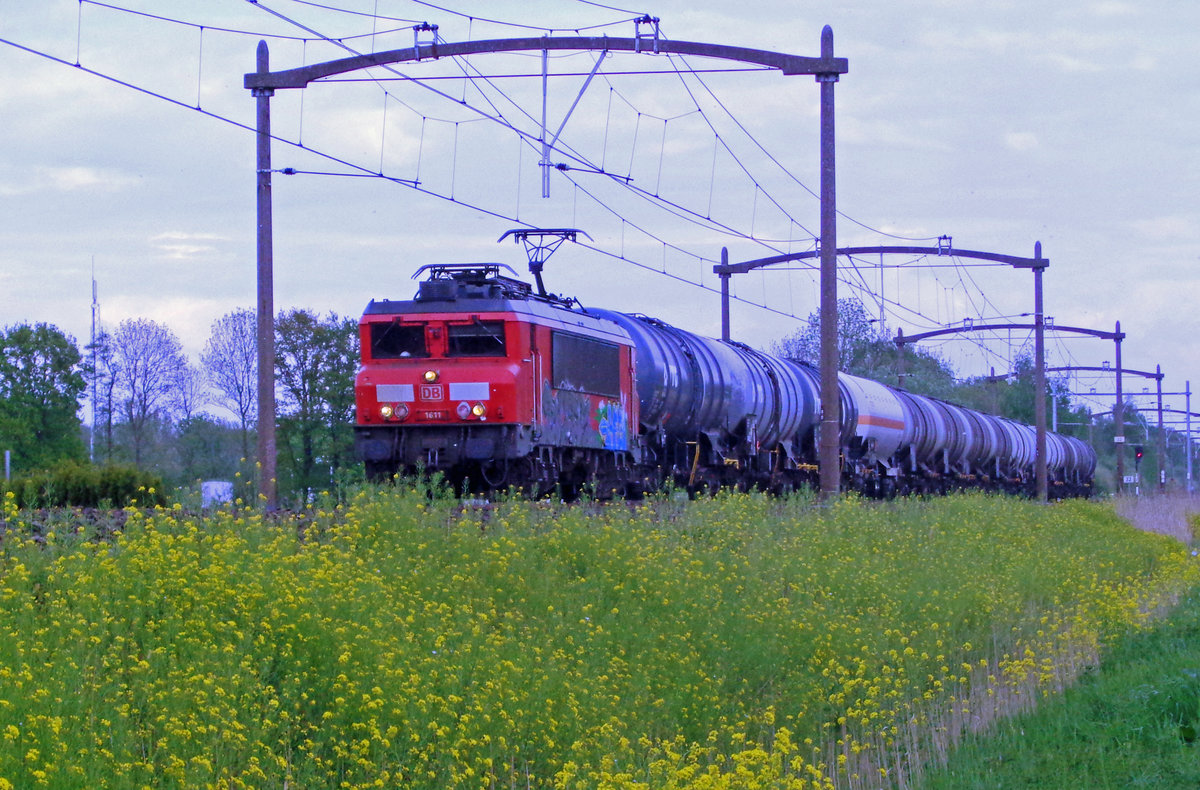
[0,489,1194,788]
[919,586,1200,789]
[0,462,166,509]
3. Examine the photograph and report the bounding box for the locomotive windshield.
[370,322,427,359]
[447,320,507,357]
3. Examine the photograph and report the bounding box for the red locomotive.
[354,263,641,496]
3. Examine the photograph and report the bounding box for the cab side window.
[370,322,427,359]
[552,332,620,397]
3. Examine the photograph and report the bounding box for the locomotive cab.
[358,315,523,442]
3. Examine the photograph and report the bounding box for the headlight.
[456,401,472,420]
[423,369,439,383]
[471,402,487,418]
[379,403,409,421]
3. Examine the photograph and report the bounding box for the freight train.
[353,262,1096,498]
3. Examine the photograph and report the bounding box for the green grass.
[919,584,1200,789]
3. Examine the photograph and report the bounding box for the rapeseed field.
[0,487,1195,789]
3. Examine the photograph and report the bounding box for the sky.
[2,0,1198,425]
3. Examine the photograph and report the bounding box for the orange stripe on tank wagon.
[857,415,905,431]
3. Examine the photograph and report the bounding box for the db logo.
[419,384,444,401]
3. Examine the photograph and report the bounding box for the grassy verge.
[0,488,1196,788]
[918,584,1200,789]
[917,494,1200,790]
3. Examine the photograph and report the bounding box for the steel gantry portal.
[894,320,1128,496]
[715,242,1051,499]
[247,25,848,508]
[1060,364,1169,492]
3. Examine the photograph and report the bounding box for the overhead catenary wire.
[69,0,961,274]
[65,0,870,266]
[0,29,806,325]
[386,27,821,252]
[400,28,820,250]
[11,1,1049,370]
[657,36,943,244]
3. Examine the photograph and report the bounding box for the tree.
[275,309,359,500]
[174,363,209,423]
[773,298,957,399]
[108,318,188,466]
[201,308,257,461]
[773,297,887,374]
[174,414,243,483]
[0,323,87,473]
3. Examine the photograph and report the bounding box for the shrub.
[0,461,167,508]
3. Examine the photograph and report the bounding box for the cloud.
[1130,215,1199,240]
[44,166,130,191]
[0,165,139,197]
[1044,53,1104,73]
[150,231,229,261]
[1003,132,1039,152]
[152,242,216,260]
[1129,54,1157,72]
[1092,1,1136,17]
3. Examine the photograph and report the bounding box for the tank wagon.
[354,263,1095,497]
